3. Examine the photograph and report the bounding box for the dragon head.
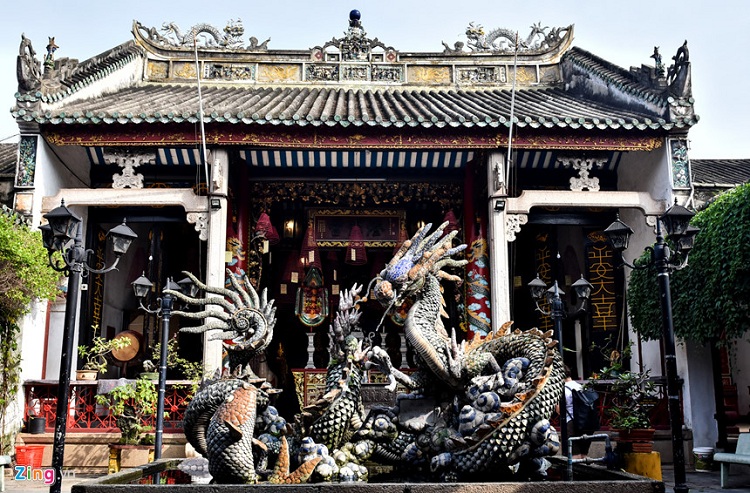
[373,222,468,309]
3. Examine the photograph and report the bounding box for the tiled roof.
[16,42,143,106]
[564,47,666,107]
[691,159,750,186]
[0,143,17,176]
[15,84,687,131]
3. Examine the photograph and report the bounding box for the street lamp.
[604,202,699,493]
[41,200,136,493]
[131,273,192,459]
[528,273,593,475]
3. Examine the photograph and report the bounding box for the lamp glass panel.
[660,203,694,237]
[132,275,153,299]
[527,277,547,300]
[603,219,633,251]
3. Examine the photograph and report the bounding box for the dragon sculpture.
[161,21,244,48]
[176,223,564,483]
[463,22,570,54]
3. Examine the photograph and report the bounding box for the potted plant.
[601,368,659,452]
[76,330,132,380]
[96,375,166,471]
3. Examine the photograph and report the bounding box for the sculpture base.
[71,458,664,493]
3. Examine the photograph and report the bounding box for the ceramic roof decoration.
[11,11,698,134]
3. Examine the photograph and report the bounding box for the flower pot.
[108,444,155,474]
[615,428,655,453]
[27,416,46,434]
[617,428,656,442]
[140,371,159,381]
[76,369,99,380]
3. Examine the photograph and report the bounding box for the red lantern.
[254,212,280,245]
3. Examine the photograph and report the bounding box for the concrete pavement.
[3,465,748,492]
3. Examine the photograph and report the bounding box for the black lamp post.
[131,273,190,459]
[41,200,136,493]
[604,203,699,493]
[528,273,593,476]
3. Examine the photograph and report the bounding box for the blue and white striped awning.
[514,150,623,171]
[85,147,622,171]
[87,147,204,166]
[238,150,475,169]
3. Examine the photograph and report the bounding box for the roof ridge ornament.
[458,22,572,54]
[311,10,397,63]
[134,20,270,51]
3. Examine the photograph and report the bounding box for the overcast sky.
[1,0,748,159]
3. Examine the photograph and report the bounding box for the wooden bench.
[714,432,750,488]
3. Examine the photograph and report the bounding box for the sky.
[1,0,748,159]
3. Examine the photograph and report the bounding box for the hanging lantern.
[254,212,280,245]
[295,267,328,328]
[300,224,322,270]
[442,209,460,236]
[345,224,367,265]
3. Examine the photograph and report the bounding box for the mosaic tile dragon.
[176,223,564,483]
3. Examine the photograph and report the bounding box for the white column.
[202,149,229,375]
[487,151,511,331]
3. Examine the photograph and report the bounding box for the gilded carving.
[510,66,537,84]
[173,62,198,79]
[586,234,617,333]
[409,66,451,84]
[258,64,299,82]
[147,60,168,79]
[249,181,463,216]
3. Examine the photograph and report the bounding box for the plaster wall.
[616,145,670,379]
[685,341,718,447]
[21,135,90,383]
[615,140,719,443]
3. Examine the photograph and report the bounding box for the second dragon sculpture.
[176,223,564,483]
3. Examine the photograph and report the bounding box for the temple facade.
[11,10,730,454]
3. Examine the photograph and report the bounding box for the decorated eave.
[12,11,698,137]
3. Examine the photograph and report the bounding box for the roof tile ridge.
[41,41,144,103]
[565,46,665,106]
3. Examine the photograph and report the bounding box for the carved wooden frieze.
[205,63,256,81]
[371,65,403,82]
[456,66,506,84]
[306,64,339,82]
[341,64,369,82]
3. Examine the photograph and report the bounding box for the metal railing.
[23,380,194,433]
